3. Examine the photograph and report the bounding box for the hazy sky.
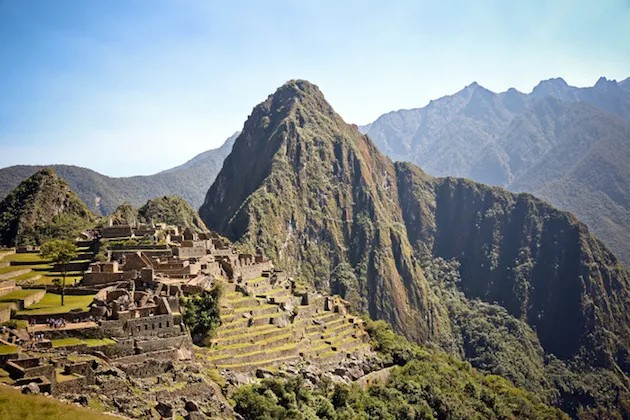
[1,0,629,176]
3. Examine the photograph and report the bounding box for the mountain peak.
[0,168,95,246]
[269,79,327,106]
[531,77,569,96]
[594,76,617,89]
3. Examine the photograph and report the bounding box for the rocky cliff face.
[200,81,630,376]
[0,168,95,246]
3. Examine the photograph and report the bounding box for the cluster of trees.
[180,284,222,345]
[232,320,565,420]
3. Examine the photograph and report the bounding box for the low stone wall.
[20,289,46,309]
[40,325,103,340]
[118,358,174,378]
[55,375,87,395]
[14,310,92,323]
[0,269,30,281]
[90,339,135,358]
[127,314,180,338]
[0,352,18,368]
[0,280,18,297]
[113,348,178,365]
[0,307,11,323]
[99,319,126,337]
[135,334,190,353]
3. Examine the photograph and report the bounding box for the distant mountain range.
[361,77,630,265]
[0,132,239,216]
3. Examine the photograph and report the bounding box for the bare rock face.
[155,401,174,418]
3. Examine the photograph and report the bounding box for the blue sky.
[1,0,629,176]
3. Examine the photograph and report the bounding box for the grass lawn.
[51,338,84,348]
[0,289,43,303]
[16,293,94,316]
[0,344,17,355]
[84,338,115,347]
[0,384,118,420]
[1,319,28,329]
[0,265,29,275]
[51,337,115,348]
[0,250,88,286]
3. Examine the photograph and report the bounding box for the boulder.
[21,382,40,394]
[156,401,174,418]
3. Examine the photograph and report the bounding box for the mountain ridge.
[361,77,630,265]
[0,132,239,215]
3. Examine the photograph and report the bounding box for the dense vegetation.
[0,132,238,215]
[180,284,222,345]
[104,196,208,234]
[362,77,630,265]
[233,321,566,419]
[138,195,208,233]
[0,168,95,246]
[421,257,630,418]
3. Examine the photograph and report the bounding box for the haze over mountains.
[361,77,630,265]
[200,79,630,416]
[0,132,239,215]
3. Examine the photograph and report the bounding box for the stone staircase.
[201,274,371,372]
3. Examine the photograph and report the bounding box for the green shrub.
[180,284,222,345]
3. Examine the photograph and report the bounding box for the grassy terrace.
[0,289,42,304]
[0,252,85,286]
[16,293,94,316]
[0,384,118,420]
[51,338,115,348]
[0,344,18,355]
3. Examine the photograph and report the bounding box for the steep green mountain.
[200,80,630,416]
[108,202,140,226]
[0,132,238,215]
[361,77,630,265]
[0,168,96,246]
[138,196,208,233]
[201,80,440,343]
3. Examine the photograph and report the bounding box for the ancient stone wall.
[55,376,87,395]
[176,247,207,259]
[0,280,18,297]
[113,348,178,365]
[83,271,129,286]
[20,289,46,309]
[135,334,190,353]
[0,307,11,323]
[126,314,180,337]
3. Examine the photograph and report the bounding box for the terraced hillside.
[0,243,94,286]
[199,273,371,372]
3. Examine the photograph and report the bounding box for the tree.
[40,239,77,306]
[180,283,223,345]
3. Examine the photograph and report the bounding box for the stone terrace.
[200,273,371,372]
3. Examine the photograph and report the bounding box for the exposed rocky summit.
[0,168,95,246]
